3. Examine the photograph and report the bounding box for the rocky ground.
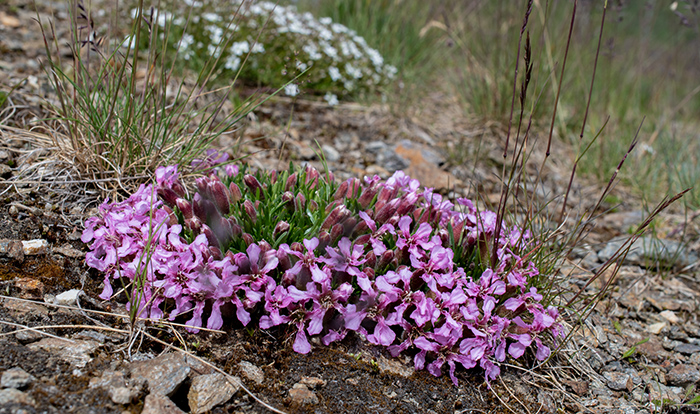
[2,1,700,413]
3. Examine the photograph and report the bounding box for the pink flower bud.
[333,180,349,201]
[330,223,343,242]
[377,186,398,204]
[365,251,376,268]
[162,206,178,226]
[202,224,218,247]
[277,249,291,272]
[243,199,257,223]
[295,193,306,211]
[244,174,264,199]
[342,217,357,236]
[357,186,378,209]
[193,193,206,219]
[242,233,255,246]
[438,228,449,246]
[208,179,231,215]
[270,170,278,184]
[374,199,399,225]
[258,240,272,255]
[176,198,193,219]
[230,220,242,237]
[308,200,318,212]
[317,231,331,250]
[196,176,209,194]
[321,204,350,231]
[229,182,242,202]
[186,217,202,232]
[274,220,290,237]
[285,173,297,191]
[351,220,369,237]
[209,246,223,260]
[290,242,303,253]
[377,250,395,270]
[171,181,186,198]
[325,200,338,213]
[304,165,320,188]
[157,187,178,206]
[346,177,361,198]
[355,234,371,245]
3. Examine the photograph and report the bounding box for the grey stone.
[55,289,81,306]
[141,393,186,414]
[1,368,35,389]
[188,373,239,414]
[647,382,683,404]
[397,140,444,165]
[289,383,319,405]
[377,148,409,172]
[321,144,340,163]
[109,386,140,405]
[666,364,700,386]
[597,237,698,269]
[376,355,413,378]
[27,338,100,368]
[603,371,632,391]
[0,388,35,406]
[674,342,700,355]
[238,361,264,385]
[89,370,143,405]
[129,353,190,396]
[365,141,388,154]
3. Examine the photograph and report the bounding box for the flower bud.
[295,192,306,211]
[229,182,242,202]
[176,198,193,219]
[209,246,223,260]
[208,179,231,215]
[193,193,206,219]
[365,251,376,268]
[317,230,331,251]
[355,234,371,245]
[270,170,278,184]
[230,221,242,237]
[333,181,349,201]
[196,176,209,195]
[157,187,178,206]
[351,220,369,237]
[374,199,399,225]
[186,216,202,232]
[285,173,297,191]
[342,217,357,237]
[308,200,318,212]
[163,206,179,226]
[242,232,255,246]
[363,267,375,279]
[377,250,395,270]
[277,249,292,272]
[321,204,350,231]
[357,186,378,209]
[304,165,320,188]
[202,224,218,248]
[290,242,303,253]
[439,228,449,246]
[274,220,290,237]
[346,177,361,199]
[330,223,343,243]
[258,240,272,255]
[244,174,264,199]
[243,199,257,223]
[377,186,398,204]
[325,200,338,213]
[171,181,186,198]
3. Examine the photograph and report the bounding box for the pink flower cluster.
[82,164,561,385]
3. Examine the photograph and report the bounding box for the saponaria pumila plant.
[128,0,396,105]
[82,151,561,385]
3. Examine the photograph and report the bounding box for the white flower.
[207,44,221,58]
[208,25,224,44]
[296,61,308,71]
[183,0,203,6]
[224,55,241,71]
[328,66,342,82]
[251,42,265,53]
[319,41,338,60]
[120,35,136,50]
[345,63,363,79]
[202,12,222,23]
[284,83,299,97]
[302,42,322,60]
[231,41,249,56]
[180,33,194,50]
[324,92,339,106]
[384,65,398,79]
[319,17,332,26]
[366,48,383,67]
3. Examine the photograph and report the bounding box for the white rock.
[55,289,82,306]
[660,310,680,324]
[21,239,48,255]
[646,322,666,335]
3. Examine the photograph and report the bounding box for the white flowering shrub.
[134,1,397,102]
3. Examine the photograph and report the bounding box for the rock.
[89,370,143,405]
[0,388,35,406]
[563,379,589,396]
[646,322,666,335]
[22,239,48,255]
[28,338,100,368]
[376,355,414,378]
[666,364,700,387]
[603,371,633,391]
[377,147,409,172]
[647,382,683,404]
[129,353,190,396]
[188,373,239,414]
[299,376,326,389]
[394,142,459,190]
[238,361,264,385]
[0,12,21,28]
[597,237,698,269]
[53,244,84,258]
[674,342,700,355]
[366,141,388,155]
[14,278,44,299]
[321,144,340,163]
[659,310,679,324]
[141,393,186,414]
[55,289,81,306]
[288,383,319,405]
[1,368,35,389]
